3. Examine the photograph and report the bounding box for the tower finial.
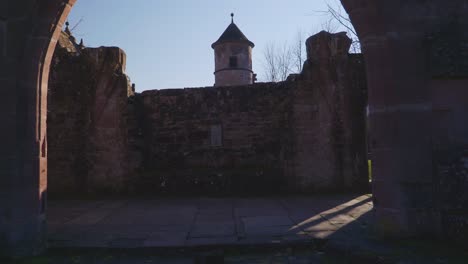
[65,21,71,35]
[231,13,234,23]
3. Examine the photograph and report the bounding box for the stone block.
[374,207,409,237]
[143,231,187,247]
[371,147,432,183]
[6,19,28,59]
[306,31,351,61]
[189,221,235,238]
[186,236,237,247]
[372,180,404,209]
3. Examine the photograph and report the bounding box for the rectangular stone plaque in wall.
[427,21,468,78]
[210,124,223,147]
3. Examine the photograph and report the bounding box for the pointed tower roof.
[212,13,255,48]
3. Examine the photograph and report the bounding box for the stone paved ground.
[39,194,468,263]
[5,244,468,264]
[7,252,351,264]
[47,194,373,249]
[5,249,350,264]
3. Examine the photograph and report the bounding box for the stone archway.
[341,0,437,237]
[0,0,75,256]
[341,0,468,237]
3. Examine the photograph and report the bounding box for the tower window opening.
[229,56,238,68]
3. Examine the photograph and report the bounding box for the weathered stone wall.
[431,80,468,239]
[47,32,92,195]
[47,31,368,196]
[48,32,140,196]
[139,83,293,194]
[136,31,368,194]
[0,0,76,256]
[341,0,468,239]
[290,32,368,192]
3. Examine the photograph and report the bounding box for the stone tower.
[212,14,255,87]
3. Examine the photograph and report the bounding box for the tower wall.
[214,43,253,86]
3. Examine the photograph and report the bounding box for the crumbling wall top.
[306,31,351,61]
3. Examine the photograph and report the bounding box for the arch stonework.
[0,0,75,256]
[341,0,468,237]
[0,0,467,256]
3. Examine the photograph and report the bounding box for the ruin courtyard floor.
[48,194,373,249]
[32,194,467,263]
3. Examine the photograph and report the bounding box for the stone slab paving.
[47,194,374,249]
[6,249,360,264]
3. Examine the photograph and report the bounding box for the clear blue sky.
[67,0,345,91]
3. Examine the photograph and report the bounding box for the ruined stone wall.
[47,31,368,196]
[431,80,468,239]
[287,32,368,192]
[47,33,92,195]
[136,31,368,194]
[48,32,140,196]
[139,83,293,194]
[427,22,468,239]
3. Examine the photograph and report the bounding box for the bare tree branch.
[326,4,357,37]
[292,30,305,73]
[277,42,293,81]
[319,0,361,53]
[262,40,297,82]
[70,17,84,32]
[263,42,279,82]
